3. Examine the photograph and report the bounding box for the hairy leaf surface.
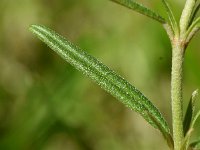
[29,24,171,137]
[111,0,166,23]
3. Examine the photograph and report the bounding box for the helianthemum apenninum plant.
[29,0,200,149]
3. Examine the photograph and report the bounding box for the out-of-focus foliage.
[0,0,199,150]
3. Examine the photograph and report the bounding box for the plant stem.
[171,38,185,150]
[180,0,196,35]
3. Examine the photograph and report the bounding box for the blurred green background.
[0,0,200,150]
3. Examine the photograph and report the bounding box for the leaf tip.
[192,89,199,97]
[29,24,45,35]
[192,89,199,104]
[29,24,37,32]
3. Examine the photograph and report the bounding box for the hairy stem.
[171,39,185,150]
[180,0,196,35]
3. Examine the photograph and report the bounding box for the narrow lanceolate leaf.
[111,0,166,23]
[189,2,200,26]
[183,89,198,136]
[161,0,178,34]
[29,24,170,137]
[182,90,200,150]
[191,110,200,129]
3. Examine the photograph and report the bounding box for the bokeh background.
[0,0,200,150]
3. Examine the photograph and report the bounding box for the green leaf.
[191,109,200,129]
[29,24,171,137]
[183,89,198,136]
[111,0,166,23]
[182,90,200,150]
[161,0,178,34]
[189,2,200,26]
[186,17,200,39]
